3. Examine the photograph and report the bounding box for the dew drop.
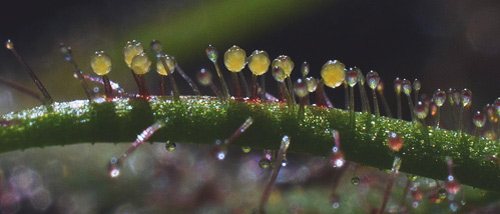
[248,50,270,76]
[394,77,402,94]
[413,79,421,91]
[415,101,429,119]
[407,174,418,181]
[150,40,163,58]
[123,40,145,68]
[241,146,251,153]
[484,104,498,123]
[446,180,460,195]
[165,141,176,152]
[224,45,247,72]
[351,176,360,186]
[366,71,380,90]
[272,55,294,77]
[473,111,486,128]
[197,68,213,86]
[294,78,308,98]
[377,80,384,94]
[494,98,500,116]
[90,51,112,76]
[331,153,345,168]
[131,53,151,75]
[5,39,14,50]
[321,60,345,88]
[356,69,365,85]
[206,44,218,62]
[272,66,286,82]
[433,89,446,107]
[259,158,271,169]
[108,157,120,178]
[156,55,176,76]
[448,88,457,105]
[346,69,358,87]
[281,158,288,167]
[401,79,412,96]
[438,188,448,199]
[59,43,72,61]
[301,61,310,77]
[305,77,318,92]
[215,145,227,160]
[461,89,472,107]
[387,132,404,152]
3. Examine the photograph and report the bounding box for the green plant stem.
[1,96,500,192]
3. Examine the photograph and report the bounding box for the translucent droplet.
[259,158,271,169]
[224,45,247,72]
[402,79,412,96]
[281,158,288,167]
[387,132,404,152]
[448,88,457,105]
[356,68,365,85]
[407,174,418,181]
[272,55,294,77]
[150,40,163,58]
[484,104,498,123]
[446,180,460,195]
[392,156,402,172]
[131,53,152,75]
[377,80,384,94]
[90,51,112,76]
[346,69,358,87]
[59,44,72,61]
[294,78,308,98]
[124,40,145,68]
[461,88,472,107]
[305,77,318,92]
[366,71,380,90]
[215,146,227,160]
[301,61,310,77]
[394,77,402,94]
[165,141,176,152]
[433,89,446,107]
[197,68,213,86]
[272,66,286,82]
[473,111,486,128]
[449,202,459,212]
[415,101,429,119]
[5,39,14,50]
[430,102,438,116]
[321,60,345,88]
[331,153,345,168]
[494,98,500,115]
[241,146,251,153]
[156,55,176,76]
[248,50,270,76]
[108,158,120,178]
[351,176,360,186]
[206,44,218,63]
[438,188,448,199]
[413,79,421,91]
[452,90,461,105]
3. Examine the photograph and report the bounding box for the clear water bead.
[259,158,271,169]
[248,50,270,76]
[377,80,385,94]
[413,79,421,91]
[415,101,429,119]
[156,55,176,76]
[90,51,112,76]
[150,40,163,58]
[484,104,498,123]
[321,60,345,88]
[394,77,402,94]
[356,68,365,85]
[305,77,318,92]
[387,132,404,152]
[241,147,251,153]
[131,53,152,75]
[452,90,461,105]
[224,45,247,72]
[351,176,360,186]
[461,89,472,107]
[59,44,72,61]
[473,111,486,128]
[401,79,412,96]
[5,39,14,50]
[108,157,120,178]
[346,69,358,87]
[366,71,380,90]
[438,188,448,199]
[165,141,176,152]
[272,55,294,77]
[433,89,446,107]
[331,153,345,168]
[123,40,145,68]
[294,78,308,98]
[272,66,286,82]
[206,44,218,62]
[301,61,310,77]
[197,68,213,86]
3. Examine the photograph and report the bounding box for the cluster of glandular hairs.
[2,39,500,213]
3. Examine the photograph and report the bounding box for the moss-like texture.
[1,96,499,191]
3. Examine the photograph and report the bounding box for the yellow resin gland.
[124,40,144,68]
[321,60,346,88]
[248,50,270,76]
[156,55,176,76]
[131,53,152,75]
[224,45,247,72]
[90,51,112,76]
[272,55,294,77]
